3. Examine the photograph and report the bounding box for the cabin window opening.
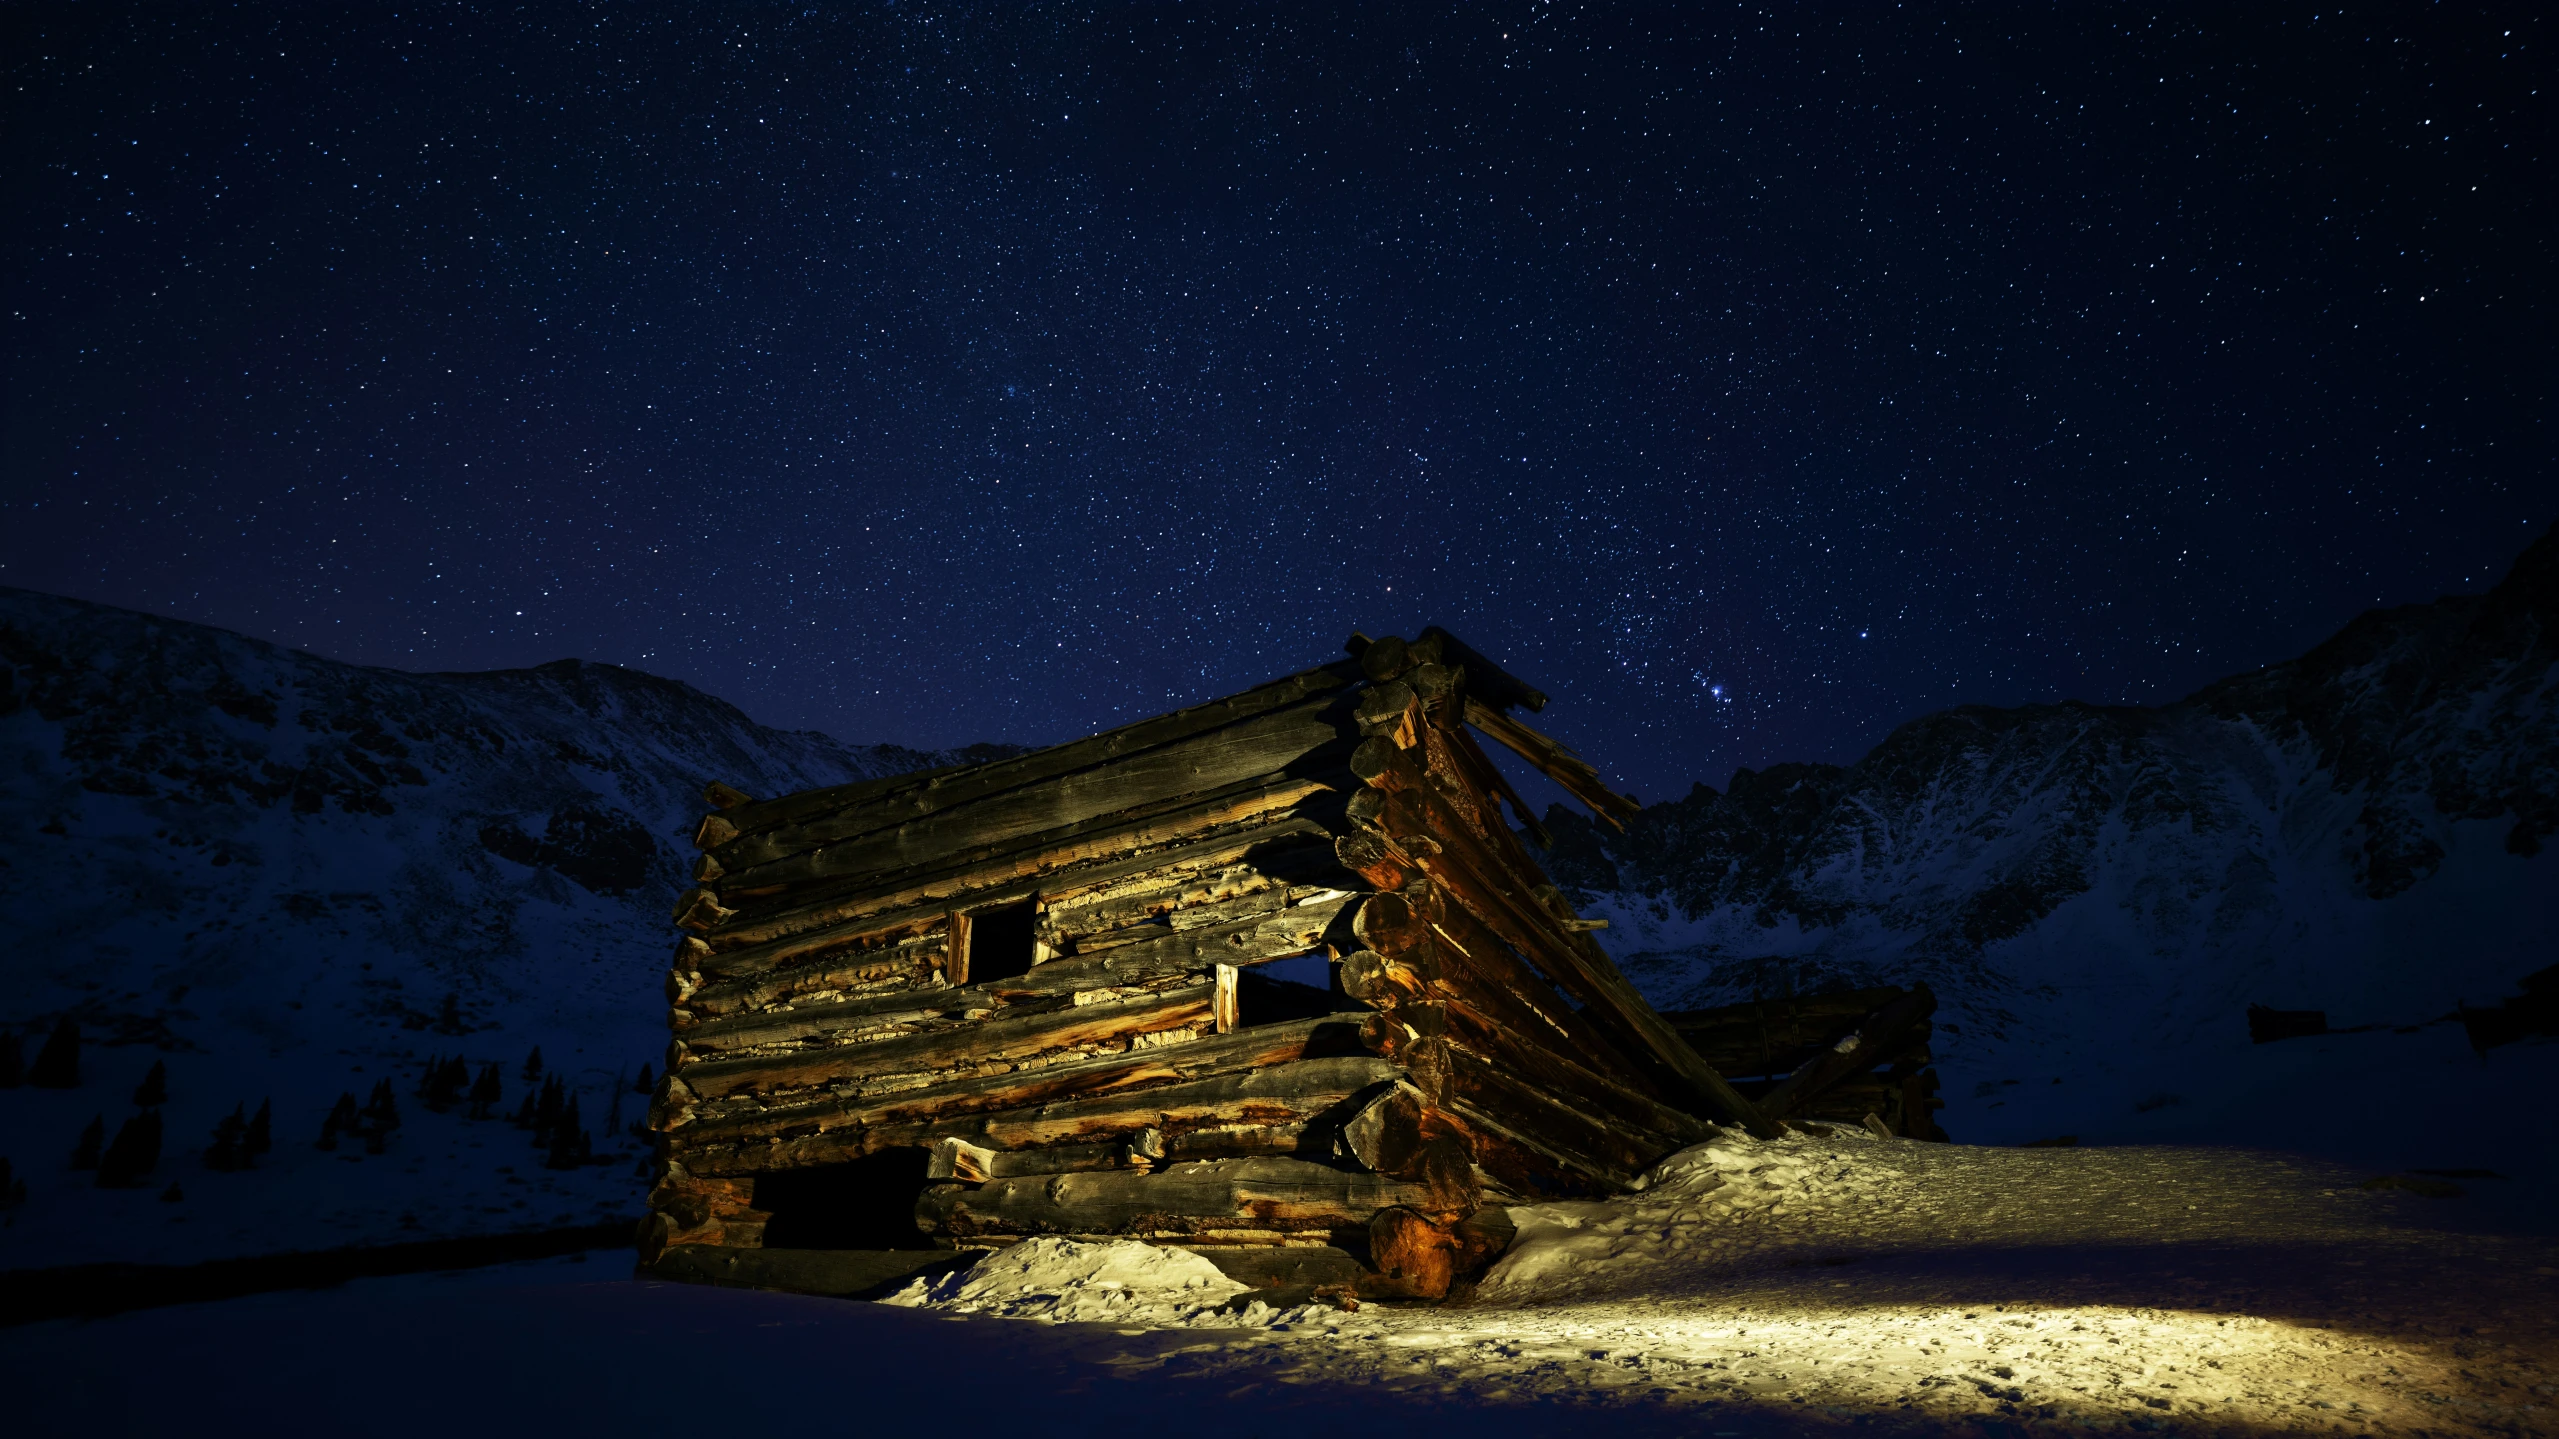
[752,1147,936,1250]
[1230,952,1341,1028]
[952,900,1037,986]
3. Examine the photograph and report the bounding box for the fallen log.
[1753,985,1937,1124]
[1462,698,1642,829]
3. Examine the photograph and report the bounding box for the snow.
[882,1235,1249,1323]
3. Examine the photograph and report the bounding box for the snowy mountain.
[1560,524,2559,1169]
[0,588,999,1267]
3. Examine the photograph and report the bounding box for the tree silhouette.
[521,1046,544,1082]
[206,1105,247,1172]
[70,1115,104,1169]
[0,1032,23,1088]
[633,1063,654,1095]
[0,1157,26,1209]
[359,1079,402,1153]
[317,1092,359,1151]
[466,1063,502,1120]
[545,1096,590,1170]
[96,1111,163,1187]
[246,1099,272,1161]
[131,1060,168,1108]
[28,1019,80,1088]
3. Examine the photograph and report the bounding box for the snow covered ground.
[15,1127,2556,1437]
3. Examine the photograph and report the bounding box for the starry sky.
[4,4,2549,802]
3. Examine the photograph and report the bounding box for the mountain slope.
[1556,525,2559,1166]
[0,588,999,1266]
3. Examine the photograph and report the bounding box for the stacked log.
[1663,986,1950,1140]
[646,634,1773,1299]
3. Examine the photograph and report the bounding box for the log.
[711,661,1364,842]
[935,1056,1393,1157]
[694,815,1338,976]
[703,781,756,810]
[1415,627,1548,713]
[917,1156,1439,1240]
[1427,700,1552,848]
[684,938,950,1022]
[664,1018,1371,1166]
[714,697,1359,890]
[1440,1043,1687,1189]
[1368,1206,1456,1298]
[1367,767,1775,1135]
[1354,889,1639,1085]
[1462,697,1642,829]
[672,987,1216,1101]
[704,773,1346,950]
[1753,985,1937,1124]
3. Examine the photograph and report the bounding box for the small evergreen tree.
[434,992,466,1035]
[633,1062,654,1095]
[159,1181,184,1203]
[359,1079,402,1154]
[246,1099,272,1161]
[317,1092,359,1151]
[418,1055,467,1113]
[28,1018,80,1088]
[96,1111,163,1187]
[70,1115,104,1169]
[206,1105,247,1172]
[466,1063,502,1120]
[545,1096,587,1169]
[521,1046,543,1082]
[532,1075,565,1146]
[131,1060,168,1108]
[509,1091,538,1129]
[0,1031,23,1088]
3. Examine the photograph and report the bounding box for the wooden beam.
[1462,697,1643,829]
[1754,985,1937,1124]
[918,1156,1440,1240]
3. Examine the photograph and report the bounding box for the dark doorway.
[960,900,1038,985]
[752,1148,936,1249]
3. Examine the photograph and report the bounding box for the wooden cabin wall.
[644,638,1775,1281]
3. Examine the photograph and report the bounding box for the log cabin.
[639,630,1945,1301]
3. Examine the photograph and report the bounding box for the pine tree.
[509,1091,538,1129]
[532,1075,565,1146]
[419,1055,466,1113]
[633,1062,654,1095]
[70,1115,104,1169]
[467,1063,502,1120]
[158,1181,184,1203]
[360,1078,402,1154]
[246,1099,272,1161]
[521,1046,544,1082]
[96,1111,163,1187]
[545,1096,586,1170]
[28,1018,80,1089]
[0,1032,23,1088]
[206,1105,247,1172]
[434,992,466,1035]
[317,1092,358,1151]
[131,1060,168,1108]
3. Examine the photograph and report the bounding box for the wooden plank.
[673,987,1216,1101]
[714,697,1358,891]
[701,772,1346,951]
[940,1056,1393,1155]
[1366,758,1778,1137]
[710,661,1363,843]
[1463,697,1643,829]
[692,814,1337,977]
[1754,985,1937,1123]
[678,894,1359,1051]
[664,1016,1365,1160]
[1416,627,1550,714]
[918,1156,1438,1239]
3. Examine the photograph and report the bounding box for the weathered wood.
[711,661,1363,842]
[933,1056,1394,1157]
[1429,697,1553,848]
[1417,627,1548,714]
[684,936,949,1023]
[703,773,1346,951]
[703,781,756,811]
[673,987,1216,1101]
[1366,762,1776,1135]
[1213,964,1238,1033]
[646,1245,968,1299]
[1368,1206,1457,1297]
[1441,1042,1684,1189]
[918,1156,1439,1239]
[1354,888,1647,1090]
[664,1017,1366,1160]
[1463,697,1642,829]
[1664,987,1922,1076]
[1753,985,1937,1124]
[715,697,1358,891]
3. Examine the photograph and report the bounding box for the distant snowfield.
[17,1129,2558,1438]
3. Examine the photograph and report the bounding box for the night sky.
[5,5,2549,802]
